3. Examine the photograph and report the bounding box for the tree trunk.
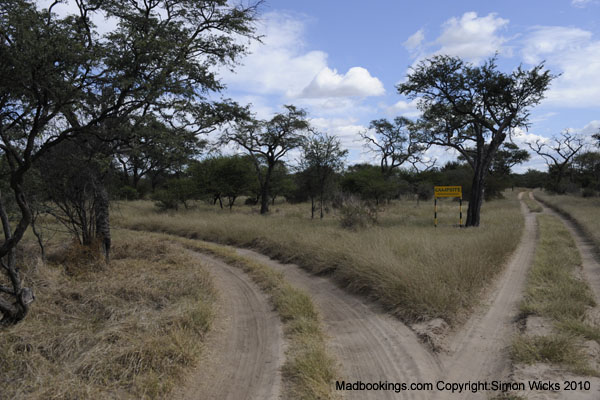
[132,168,140,189]
[0,191,33,325]
[466,164,486,227]
[30,215,45,263]
[319,191,324,219]
[311,196,315,219]
[260,166,273,214]
[94,183,111,263]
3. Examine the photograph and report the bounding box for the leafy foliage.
[398,55,553,226]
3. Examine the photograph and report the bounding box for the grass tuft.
[534,191,600,250]
[0,231,215,399]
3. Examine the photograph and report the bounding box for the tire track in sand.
[177,192,535,399]
[533,192,600,302]
[175,251,285,400]
[236,248,442,400]
[432,192,537,399]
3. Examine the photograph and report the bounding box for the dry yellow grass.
[149,233,338,400]
[115,194,523,323]
[520,191,543,213]
[513,214,599,376]
[534,191,600,251]
[0,230,214,399]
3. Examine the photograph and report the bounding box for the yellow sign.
[434,186,462,198]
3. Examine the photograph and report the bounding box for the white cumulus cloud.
[434,12,510,62]
[299,67,385,98]
[522,26,600,108]
[385,99,421,118]
[221,12,329,97]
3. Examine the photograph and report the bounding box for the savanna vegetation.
[513,214,599,376]
[116,194,524,323]
[0,229,215,399]
[5,0,600,398]
[534,191,600,250]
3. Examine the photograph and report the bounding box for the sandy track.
[432,192,537,399]
[175,251,285,400]
[532,192,600,301]
[236,248,441,400]
[175,192,535,399]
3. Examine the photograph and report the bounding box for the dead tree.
[527,130,585,193]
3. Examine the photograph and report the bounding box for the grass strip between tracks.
[130,229,338,400]
[521,192,542,213]
[512,214,600,376]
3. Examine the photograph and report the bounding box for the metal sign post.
[433,186,463,227]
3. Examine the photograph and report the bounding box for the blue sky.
[37,0,600,172]
[219,0,600,172]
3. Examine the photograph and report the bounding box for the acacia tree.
[526,130,585,192]
[115,115,203,190]
[398,55,553,226]
[221,105,310,214]
[458,142,530,197]
[361,117,429,177]
[300,133,347,219]
[0,0,259,324]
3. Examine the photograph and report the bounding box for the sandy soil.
[236,247,442,400]
[174,251,285,400]
[175,192,593,399]
[431,192,537,399]
[507,192,600,400]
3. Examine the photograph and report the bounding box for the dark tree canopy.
[0,0,260,323]
[398,55,553,226]
[221,105,310,214]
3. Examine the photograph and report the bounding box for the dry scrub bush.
[0,232,214,399]
[338,195,378,230]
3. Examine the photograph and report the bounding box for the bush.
[117,186,140,200]
[152,178,196,211]
[152,189,180,211]
[338,195,378,229]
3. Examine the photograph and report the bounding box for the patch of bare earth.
[173,251,285,400]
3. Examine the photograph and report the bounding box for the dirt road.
[174,251,285,400]
[433,192,537,399]
[176,192,542,399]
[236,247,442,400]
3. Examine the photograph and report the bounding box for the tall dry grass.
[534,191,600,251]
[0,231,214,399]
[115,194,523,323]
